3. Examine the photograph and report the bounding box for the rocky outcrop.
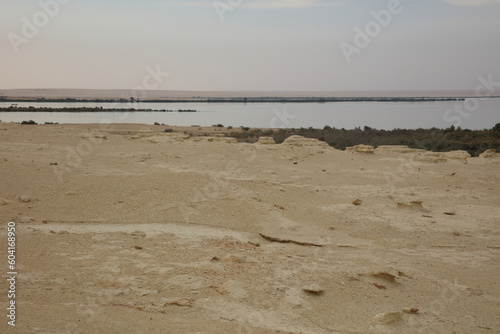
[479,149,500,158]
[375,145,425,154]
[282,135,330,148]
[346,144,375,154]
[414,150,471,163]
[191,136,236,143]
[257,137,275,145]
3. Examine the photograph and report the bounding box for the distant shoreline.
[0,107,198,113]
[0,97,481,104]
[1,88,498,101]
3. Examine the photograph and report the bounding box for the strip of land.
[2,88,498,103]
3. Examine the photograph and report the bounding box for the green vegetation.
[0,96,469,103]
[228,125,500,157]
[0,107,198,113]
[21,120,37,125]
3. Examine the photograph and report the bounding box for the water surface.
[1,100,498,130]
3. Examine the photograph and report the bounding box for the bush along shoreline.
[228,124,500,157]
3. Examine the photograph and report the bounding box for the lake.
[1,99,499,130]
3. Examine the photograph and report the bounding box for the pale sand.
[0,88,481,100]
[0,123,499,333]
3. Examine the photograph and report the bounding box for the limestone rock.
[444,150,471,161]
[282,135,329,148]
[257,136,275,145]
[302,284,324,295]
[480,149,500,158]
[414,152,448,163]
[19,195,31,203]
[352,199,363,206]
[347,144,375,154]
[415,150,470,163]
[375,145,425,154]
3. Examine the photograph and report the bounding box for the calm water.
[1,100,499,130]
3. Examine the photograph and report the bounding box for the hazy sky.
[1,0,499,91]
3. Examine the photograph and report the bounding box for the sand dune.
[0,123,499,333]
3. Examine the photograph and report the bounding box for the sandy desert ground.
[0,122,499,334]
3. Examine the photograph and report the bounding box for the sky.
[1,0,499,92]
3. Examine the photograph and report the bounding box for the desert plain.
[0,122,499,334]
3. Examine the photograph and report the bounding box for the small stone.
[19,195,31,203]
[134,245,143,250]
[453,231,461,236]
[352,199,363,206]
[444,210,456,216]
[302,284,324,295]
[402,308,419,314]
[65,191,77,196]
[58,230,70,235]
